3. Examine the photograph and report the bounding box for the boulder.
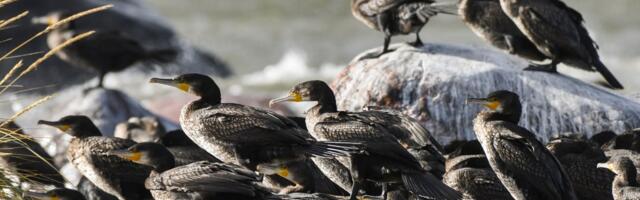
[334,43,640,145]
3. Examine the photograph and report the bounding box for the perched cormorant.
[0,121,65,187]
[498,0,624,89]
[114,117,166,143]
[149,74,360,194]
[458,0,546,61]
[351,0,456,56]
[602,129,640,152]
[110,142,269,200]
[468,90,577,200]
[38,115,152,200]
[270,80,460,200]
[598,157,640,200]
[546,137,614,200]
[24,188,86,200]
[443,155,513,200]
[32,12,178,88]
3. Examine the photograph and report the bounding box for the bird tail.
[593,60,624,89]
[144,48,179,63]
[401,172,462,200]
[306,141,365,157]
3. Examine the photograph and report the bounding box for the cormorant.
[24,188,86,200]
[38,115,152,200]
[468,90,577,200]
[351,0,456,56]
[270,80,460,200]
[114,117,166,143]
[458,0,546,61]
[598,157,640,200]
[110,142,270,200]
[443,155,513,200]
[444,140,484,159]
[546,137,614,200]
[602,129,640,152]
[498,0,624,89]
[149,74,361,194]
[32,12,178,88]
[0,121,65,187]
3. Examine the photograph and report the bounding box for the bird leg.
[408,33,423,47]
[524,60,560,73]
[349,181,362,200]
[380,183,389,200]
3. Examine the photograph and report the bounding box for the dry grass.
[0,1,113,198]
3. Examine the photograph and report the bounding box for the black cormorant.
[351,0,456,56]
[498,0,623,89]
[0,121,65,187]
[443,155,512,200]
[32,12,177,88]
[149,74,360,194]
[546,137,614,200]
[24,188,86,200]
[110,142,270,200]
[598,157,640,200]
[270,80,460,200]
[458,0,546,61]
[38,115,152,200]
[467,90,577,200]
[602,129,640,152]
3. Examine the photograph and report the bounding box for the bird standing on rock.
[351,0,457,57]
[270,80,460,200]
[32,12,178,88]
[467,90,577,200]
[498,0,623,89]
[149,73,362,194]
[38,116,152,200]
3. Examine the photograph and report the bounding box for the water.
[145,0,640,92]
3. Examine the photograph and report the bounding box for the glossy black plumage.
[0,121,64,187]
[498,0,623,89]
[38,116,152,200]
[469,90,577,200]
[458,0,546,61]
[272,80,460,200]
[150,74,358,194]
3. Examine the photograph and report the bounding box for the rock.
[0,0,231,93]
[334,43,640,145]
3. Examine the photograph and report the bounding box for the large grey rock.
[334,43,640,145]
[0,0,230,93]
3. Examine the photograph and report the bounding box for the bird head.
[597,156,636,176]
[269,80,334,107]
[38,115,101,137]
[109,142,175,171]
[466,90,522,122]
[150,73,221,103]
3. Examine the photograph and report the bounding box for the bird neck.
[197,89,222,106]
[71,125,103,138]
[483,110,521,124]
[153,158,175,173]
[310,94,338,116]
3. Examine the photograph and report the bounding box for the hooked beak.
[466,97,500,110]
[465,97,488,104]
[149,77,190,92]
[109,149,142,162]
[31,16,56,26]
[269,92,302,108]
[596,162,610,170]
[23,191,51,200]
[37,120,71,132]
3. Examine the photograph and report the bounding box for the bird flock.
[2,0,638,200]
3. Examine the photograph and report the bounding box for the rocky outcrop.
[334,43,640,144]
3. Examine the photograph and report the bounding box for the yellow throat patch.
[277,167,289,178]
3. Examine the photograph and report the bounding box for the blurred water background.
[146,0,640,93]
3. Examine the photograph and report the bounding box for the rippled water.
[146,0,640,91]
